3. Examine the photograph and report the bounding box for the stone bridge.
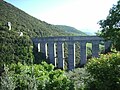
[32,36,111,70]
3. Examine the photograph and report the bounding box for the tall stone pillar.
[54,43,57,66]
[92,41,99,57]
[104,41,111,53]
[48,42,56,66]
[57,42,64,69]
[68,42,75,70]
[40,42,48,59]
[80,41,87,66]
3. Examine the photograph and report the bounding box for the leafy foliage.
[98,0,120,51]
[66,52,120,90]
[0,62,75,90]
[66,68,90,90]
[86,52,120,90]
[0,27,33,67]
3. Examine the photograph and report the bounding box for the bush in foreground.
[62,52,120,90]
[66,68,90,90]
[86,52,120,90]
[0,62,74,90]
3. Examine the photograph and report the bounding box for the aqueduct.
[32,36,111,70]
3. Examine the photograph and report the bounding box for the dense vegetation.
[86,52,120,90]
[98,0,120,51]
[0,62,74,90]
[1,52,120,90]
[0,26,33,67]
[66,52,120,90]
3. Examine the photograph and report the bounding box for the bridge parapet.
[32,36,111,70]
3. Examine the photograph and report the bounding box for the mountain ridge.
[0,1,86,37]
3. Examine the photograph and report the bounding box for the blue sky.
[5,0,117,33]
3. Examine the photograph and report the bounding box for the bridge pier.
[57,42,64,69]
[40,42,47,59]
[80,41,87,67]
[92,41,99,57]
[48,42,56,67]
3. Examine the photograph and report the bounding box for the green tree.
[98,0,120,51]
[86,53,120,90]
[0,27,34,67]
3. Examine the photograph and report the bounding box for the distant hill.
[55,25,87,36]
[0,1,86,37]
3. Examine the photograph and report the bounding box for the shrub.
[86,52,120,90]
[0,66,16,90]
[65,68,90,90]
[0,62,75,90]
